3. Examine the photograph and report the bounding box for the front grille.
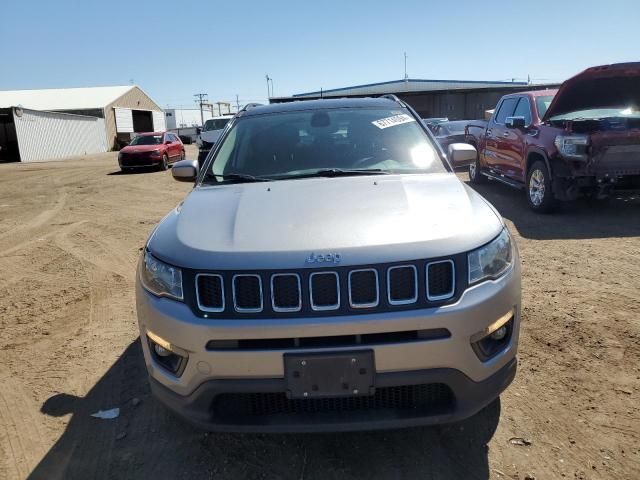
[214,383,453,417]
[310,272,340,310]
[348,269,379,308]
[196,274,224,312]
[271,274,301,312]
[232,275,263,312]
[387,265,418,304]
[193,257,458,317]
[427,261,455,300]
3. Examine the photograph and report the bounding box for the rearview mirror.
[172,159,199,182]
[448,143,477,168]
[505,116,526,129]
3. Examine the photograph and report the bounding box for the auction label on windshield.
[371,114,416,129]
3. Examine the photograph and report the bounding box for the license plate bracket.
[284,350,375,399]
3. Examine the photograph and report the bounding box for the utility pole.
[404,52,408,82]
[194,93,208,126]
[265,74,272,99]
[236,94,240,112]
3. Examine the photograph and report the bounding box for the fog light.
[154,343,171,357]
[491,326,508,341]
[470,310,515,361]
[146,330,188,376]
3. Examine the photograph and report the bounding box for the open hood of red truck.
[543,62,640,121]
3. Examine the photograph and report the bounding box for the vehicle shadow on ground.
[107,169,158,175]
[464,176,640,240]
[30,339,499,480]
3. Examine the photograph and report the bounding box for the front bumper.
[119,156,162,168]
[136,258,520,432]
[149,358,516,432]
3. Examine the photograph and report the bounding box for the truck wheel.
[469,153,486,184]
[526,160,556,213]
[159,154,169,171]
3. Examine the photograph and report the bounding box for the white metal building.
[164,108,214,129]
[0,85,165,161]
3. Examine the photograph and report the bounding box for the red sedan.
[118,132,185,172]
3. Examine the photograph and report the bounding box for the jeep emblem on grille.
[306,252,342,264]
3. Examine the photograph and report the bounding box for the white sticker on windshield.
[371,114,416,129]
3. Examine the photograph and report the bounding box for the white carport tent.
[9,107,108,162]
[0,85,165,156]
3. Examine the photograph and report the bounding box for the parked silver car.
[136,97,521,432]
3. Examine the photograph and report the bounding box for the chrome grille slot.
[309,272,340,311]
[426,260,455,300]
[387,265,418,305]
[271,274,301,312]
[196,274,225,312]
[232,274,263,312]
[348,269,379,308]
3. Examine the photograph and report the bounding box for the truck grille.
[193,258,458,317]
[214,383,453,417]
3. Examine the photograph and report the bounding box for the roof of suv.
[239,97,402,117]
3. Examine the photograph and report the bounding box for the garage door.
[152,111,166,131]
[114,108,133,133]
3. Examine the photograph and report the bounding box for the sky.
[1,0,638,108]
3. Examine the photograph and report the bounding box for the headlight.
[468,229,513,284]
[139,250,183,300]
[554,134,589,160]
[150,149,162,156]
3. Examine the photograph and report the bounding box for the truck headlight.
[150,149,162,157]
[554,134,589,160]
[468,229,513,284]
[139,250,183,300]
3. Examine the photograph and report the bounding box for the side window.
[169,134,178,142]
[513,97,533,126]
[494,97,518,124]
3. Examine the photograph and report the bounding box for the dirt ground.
[0,146,638,480]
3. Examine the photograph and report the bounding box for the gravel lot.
[0,146,638,479]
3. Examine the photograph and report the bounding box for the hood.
[148,174,504,270]
[121,144,162,153]
[543,62,640,120]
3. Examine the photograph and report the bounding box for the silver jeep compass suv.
[136,96,521,432]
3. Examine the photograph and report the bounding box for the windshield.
[549,106,640,121]
[204,118,231,131]
[129,135,162,146]
[204,107,445,181]
[535,95,554,119]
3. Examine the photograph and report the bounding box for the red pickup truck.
[466,63,640,212]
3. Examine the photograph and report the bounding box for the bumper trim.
[149,358,517,433]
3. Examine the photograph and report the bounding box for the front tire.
[526,160,556,213]
[180,149,186,160]
[159,154,168,171]
[469,155,486,184]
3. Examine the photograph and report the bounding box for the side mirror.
[448,143,477,168]
[172,159,199,182]
[164,140,172,144]
[196,127,202,135]
[505,116,526,129]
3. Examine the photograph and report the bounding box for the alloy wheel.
[529,169,545,206]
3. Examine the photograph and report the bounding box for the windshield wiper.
[206,173,271,184]
[280,168,391,180]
